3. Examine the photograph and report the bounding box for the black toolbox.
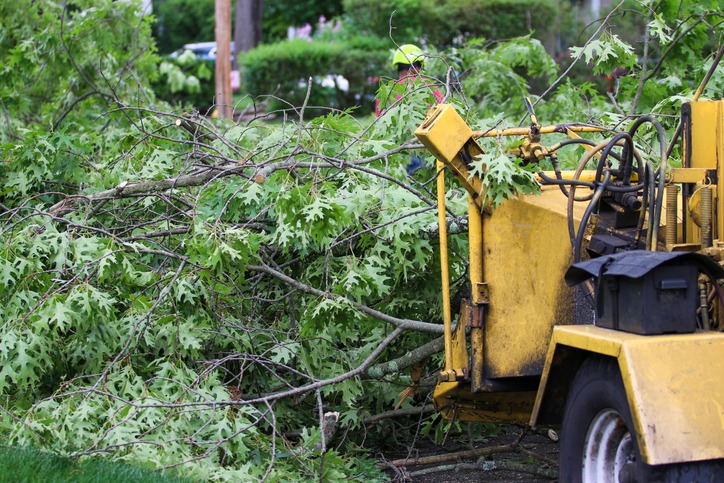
[565,251,724,335]
[595,263,697,334]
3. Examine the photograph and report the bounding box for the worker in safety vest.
[375,44,443,173]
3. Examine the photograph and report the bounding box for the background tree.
[152,0,216,53]
[1,0,723,481]
[263,0,344,40]
[233,0,264,66]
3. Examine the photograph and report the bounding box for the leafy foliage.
[153,50,215,110]
[0,0,722,481]
[0,0,159,133]
[342,0,566,48]
[569,32,636,75]
[418,0,566,47]
[447,36,558,114]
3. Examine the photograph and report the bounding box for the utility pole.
[215,0,232,119]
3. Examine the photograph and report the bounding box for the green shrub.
[341,0,567,52]
[419,0,565,48]
[342,0,422,40]
[152,50,215,111]
[238,37,389,113]
[264,0,345,41]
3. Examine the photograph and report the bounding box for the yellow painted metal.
[532,325,724,465]
[682,100,724,243]
[482,186,582,378]
[474,124,606,138]
[415,105,486,208]
[434,300,535,420]
[416,104,477,163]
[669,167,710,184]
[535,169,607,184]
[446,302,471,376]
[436,159,455,380]
[468,196,484,303]
[468,196,485,391]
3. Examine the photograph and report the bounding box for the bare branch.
[248,263,444,334]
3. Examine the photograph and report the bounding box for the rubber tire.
[559,355,643,482]
[559,355,724,483]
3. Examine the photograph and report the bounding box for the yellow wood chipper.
[415,97,724,482]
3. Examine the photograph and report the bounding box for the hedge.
[238,37,390,112]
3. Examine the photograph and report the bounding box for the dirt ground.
[377,424,560,482]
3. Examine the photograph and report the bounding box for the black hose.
[550,138,624,163]
[538,170,596,189]
[594,132,633,183]
[625,116,667,249]
[624,115,660,183]
[574,170,612,263]
[545,139,623,198]
[605,183,644,193]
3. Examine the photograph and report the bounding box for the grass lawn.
[0,446,192,483]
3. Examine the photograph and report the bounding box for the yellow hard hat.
[392,44,425,69]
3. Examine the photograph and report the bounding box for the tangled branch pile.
[1,0,722,480]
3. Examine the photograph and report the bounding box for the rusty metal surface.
[433,380,537,424]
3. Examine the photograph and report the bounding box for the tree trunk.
[233,0,264,69]
[215,0,232,119]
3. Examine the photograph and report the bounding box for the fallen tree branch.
[383,443,517,467]
[423,215,468,239]
[365,337,444,378]
[407,460,558,480]
[62,326,406,411]
[361,404,436,426]
[49,163,248,215]
[249,263,444,334]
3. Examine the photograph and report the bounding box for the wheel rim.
[582,408,635,482]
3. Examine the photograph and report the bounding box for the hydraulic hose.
[567,140,628,247]
[594,132,634,184]
[573,170,612,263]
[626,115,668,250]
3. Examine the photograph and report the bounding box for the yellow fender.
[531,325,724,465]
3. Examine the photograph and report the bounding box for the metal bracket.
[437,368,467,382]
[468,304,484,329]
[472,282,489,306]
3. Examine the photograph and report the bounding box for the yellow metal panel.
[533,325,724,465]
[547,324,628,357]
[415,104,476,163]
[415,104,486,207]
[686,101,722,170]
[621,335,724,465]
[482,186,584,378]
[683,101,724,242]
[669,167,710,184]
[438,301,471,381]
[436,161,455,375]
